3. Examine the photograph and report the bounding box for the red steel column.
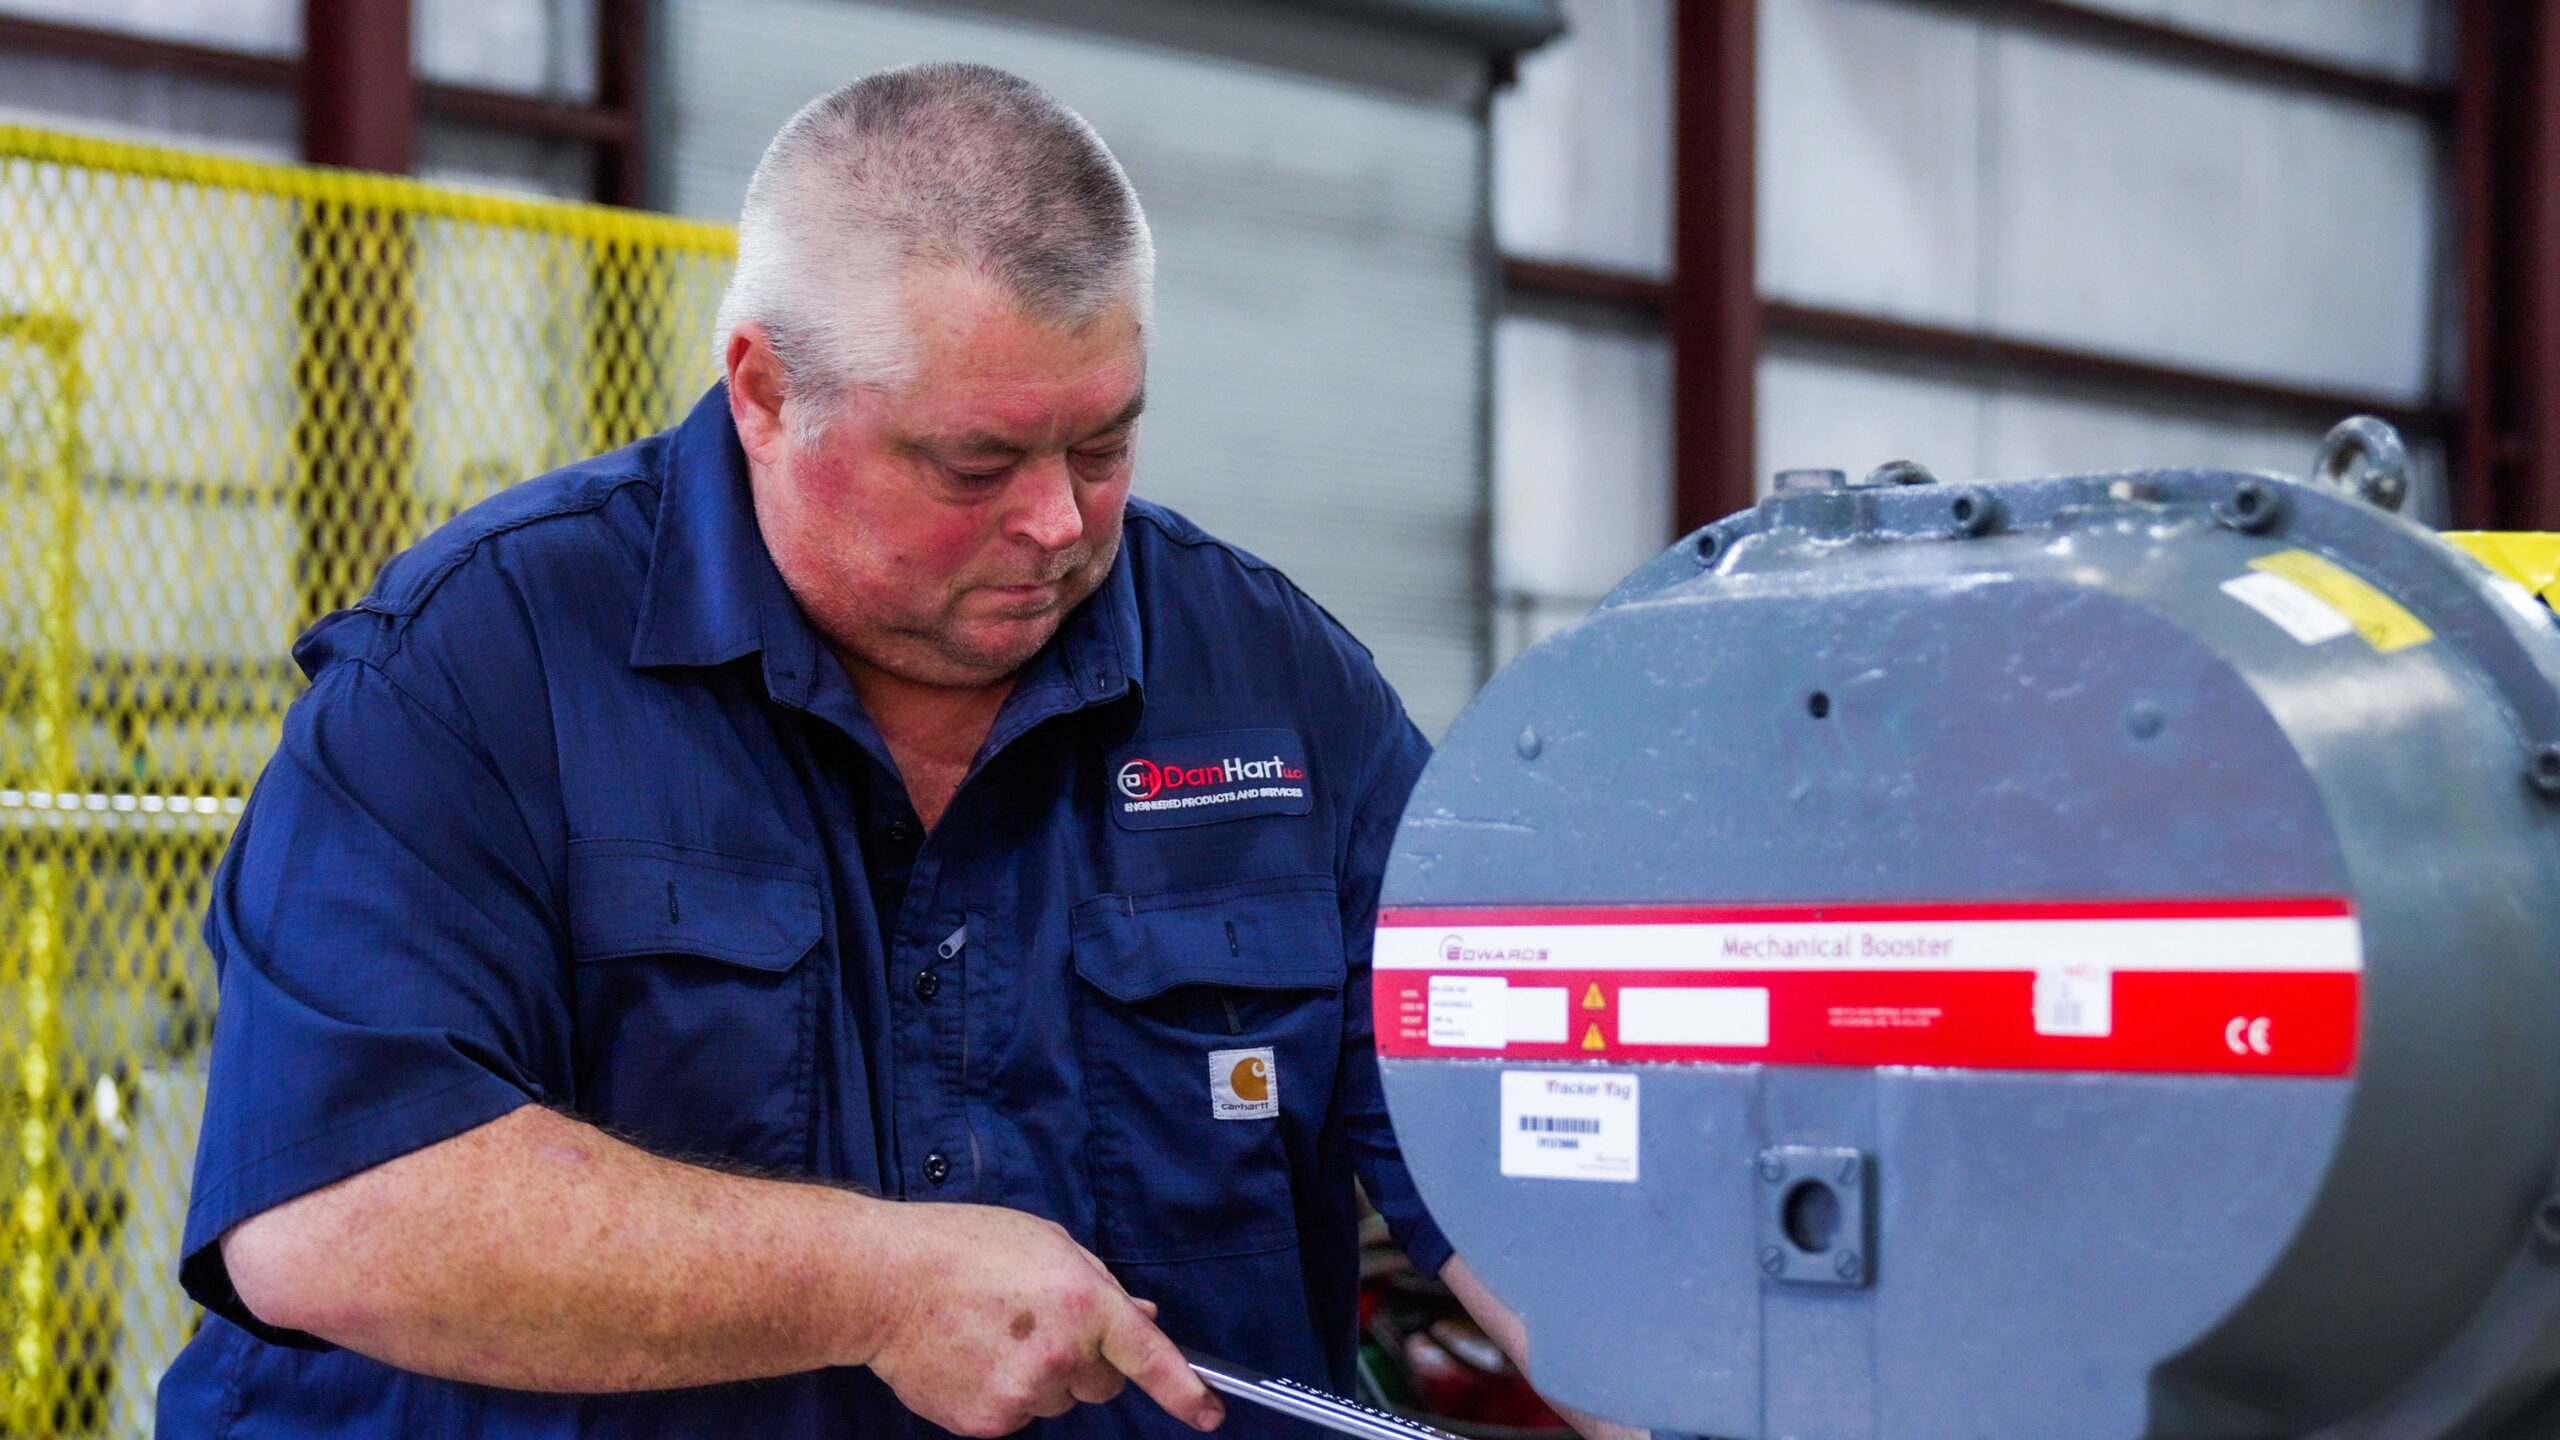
[2455,0,2560,529]
[302,0,414,173]
[2520,2,2560,529]
[596,0,648,207]
[1672,0,1759,533]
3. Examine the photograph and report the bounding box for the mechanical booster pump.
[1375,421,2560,1440]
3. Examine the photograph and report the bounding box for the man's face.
[729,267,1143,690]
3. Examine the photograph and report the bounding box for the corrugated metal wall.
[0,0,603,193]
[1754,0,2448,506]
[665,0,1495,736]
[1490,0,2454,665]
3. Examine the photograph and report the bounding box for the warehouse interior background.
[0,0,2539,1431]
[0,0,2514,735]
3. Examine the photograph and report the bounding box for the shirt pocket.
[1070,873,1344,1265]
[565,838,823,1169]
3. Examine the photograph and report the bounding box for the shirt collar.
[628,384,1145,720]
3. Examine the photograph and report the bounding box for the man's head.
[716,63,1151,690]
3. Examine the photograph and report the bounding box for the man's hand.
[857,1202,1223,1435]
[1441,1254,1649,1440]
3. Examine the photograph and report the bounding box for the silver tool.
[1182,1348,1467,1440]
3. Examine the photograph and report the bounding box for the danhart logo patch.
[1105,728,1314,832]
[1115,753,1302,801]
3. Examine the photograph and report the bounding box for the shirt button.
[912,969,942,1002]
[923,1151,952,1186]
[882,819,916,847]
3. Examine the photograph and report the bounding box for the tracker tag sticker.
[1107,728,1313,831]
[1499,1071,1638,1182]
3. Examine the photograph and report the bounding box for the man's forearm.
[224,1103,889,1390]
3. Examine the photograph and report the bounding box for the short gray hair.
[712,63,1154,412]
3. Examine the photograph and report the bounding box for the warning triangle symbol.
[1580,1022,1607,1051]
[1582,982,1607,1010]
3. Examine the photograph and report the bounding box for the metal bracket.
[1756,1146,1873,1287]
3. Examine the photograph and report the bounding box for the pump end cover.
[1379,471,2560,1440]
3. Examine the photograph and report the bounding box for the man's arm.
[222,1104,1224,1437]
[1442,1254,1649,1440]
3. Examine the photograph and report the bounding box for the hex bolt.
[1836,1157,1859,1187]
[1517,725,1543,761]
[2216,479,2285,534]
[1759,1246,1786,1275]
[2531,744,2560,797]
[2535,1194,2560,1258]
[1949,487,1998,537]
[1757,1155,1786,1183]
[1695,530,1723,565]
[1834,1250,1862,1281]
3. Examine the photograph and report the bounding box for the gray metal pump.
[1377,441,2560,1439]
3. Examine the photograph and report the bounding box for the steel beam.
[1506,259,2447,444]
[302,0,415,173]
[1671,0,1758,532]
[2454,0,2560,529]
[595,0,650,208]
[1890,0,2447,118]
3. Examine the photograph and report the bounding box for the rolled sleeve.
[180,656,567,1344]
[1336,699,1453,1279]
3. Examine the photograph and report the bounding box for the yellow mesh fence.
[0,123,734,1435]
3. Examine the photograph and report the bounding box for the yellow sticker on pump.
[2246,550,2434,654]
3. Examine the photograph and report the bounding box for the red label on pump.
[1374,899,2359,1077]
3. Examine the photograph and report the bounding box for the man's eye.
[943,465,1008,487]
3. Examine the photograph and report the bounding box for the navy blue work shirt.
[160,386,1451,1436]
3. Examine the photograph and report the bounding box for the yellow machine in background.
[0,125,731,1437]
[2446,533,2560,609]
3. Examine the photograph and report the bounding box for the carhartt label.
[1500,1071,1638,1182]
[1209,1047,1278,1120]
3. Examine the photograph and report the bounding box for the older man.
[158,63,1562,1438]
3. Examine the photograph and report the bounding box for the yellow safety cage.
[0,123,731,1436]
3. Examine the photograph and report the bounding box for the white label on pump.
[1500,1070,1638,1182]
[1427,976,1506,1048]
[2221,572,2354,645]
[2033,964,2113,1037]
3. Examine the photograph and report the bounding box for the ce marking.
[2224,1015,2273,1057]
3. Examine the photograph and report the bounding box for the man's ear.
[725,325,791,469]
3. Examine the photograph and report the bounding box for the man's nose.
[1010,454,1086,552]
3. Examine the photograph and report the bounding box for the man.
[158,62,1574,1437]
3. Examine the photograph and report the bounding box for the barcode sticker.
[2034,964,2112,1038]
[1499,1070,1638,1182]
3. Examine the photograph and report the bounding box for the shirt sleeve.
[1335,693,1453,1279]
[179,654,567,1347]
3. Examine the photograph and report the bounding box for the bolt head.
[1757,1155,1786,1183]
[1834,1250,1862,1281]
[1759,1246,1786,1275]
[1835,1157,1859,1187]
[1516,725,1543,760]
[2532,744,2560,796]
[2535,1195,2560,1254]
